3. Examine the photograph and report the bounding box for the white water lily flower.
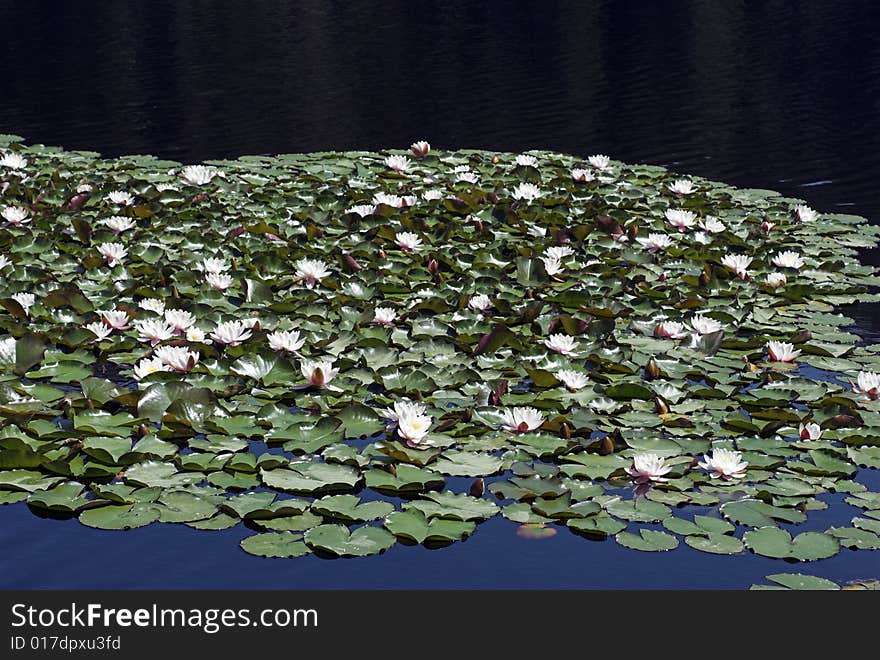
[385,155,410,172]
[772,250,804,269]
[541,255,564,276]
[0,152,27,170]
[135,319,175,345]
[588,154,611,170]
[692,231,711,245]
[84,321,113,341]
[301,360,338,387]
[101,216,136,235]
[2,206,30,226]
[156,183,178,192]
[205,272,233,290]
[133,356,171,381]
[97,242,127,266]
[766,272,787,288]
[798,422,822,440]
[267,330,305,353]
[636,233,674,252]
[154,345,200,372]
[202,258,229,274]
[101,310,130,330]
[626,453,672,484]
[468,294,491,312]
[410,141,430,158]
[0,255,11,270]
[76,183,93,193]
[345,204,376,217]
[397,412,433,445]
[164,309,196,333]
[571,168,594,182]
[395,232,422,251]
[210,320,253,346]
[668,179,695,195]
[689,314,722,335]
[511,183,542,201]
[186,327,207,343]
[500,407,544,433]
[139,298,165,315]
[382,400,428,421]
[721,253,752,279]
[295,258,331,288]
[11,292,34,315]
[180,165,218,185]
[699,216,725,233]
[106,191,134,206]
[665,209,696,231]
[654,320,689,339]
[766,340,801,363]
[793,204,817,223]
[515,154,538,167]
[374,307,397,325]
[699,448,748,480]
[545,333,579,356]
[545,245,575,260]
[556,369,589,391]
[852,371,880,400]
[422,190,444,201]
[455,171,479,184]
[372,192,405,207]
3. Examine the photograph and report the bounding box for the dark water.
[2,0,880,588]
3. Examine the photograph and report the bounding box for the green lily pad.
[303,524,396,557]
[240,532,312,558]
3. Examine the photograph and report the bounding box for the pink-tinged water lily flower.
[767,340,801,363]
[515,154,538,167]
[771,250,804,269]
[798,422,822,440]
[422,190,444,201]
[106,191,134,206]
[84,321,113,341]
[139,298,165,315]
[410,141,430,158]
[668,179,695,195]
[699,216,725,233]
[163,309,195,333]
[373,307,397,326]
[665,209,696,232]
[500,407,544,433]
[101,310,130,330]
[301,360,338,387]
[180,165,218,186]
[761,220,776,232]
[545,245,575,260]
[541,255,564,276]
[545,333,579,356]
[512,183,542,202]
[101,216,136,235]
[468,294,492,312]
[205,273,233,290]
[397,412,433,446]
[133,356,171,381]
[186,327,207,343]
[689,313,722,335]
[210,320,253,346]
[699,448,748,480]
[0,255,11,270]
[97,242,127,267]
[346,204,376,217]
[0,152,27,170]
[636,233,674,252]
[655,320,689,339]
[852,371,880,400]
[626,453,672,484]
[571,168,594,182]
[766,272,787,288]
[294,258,331,288]
[11,292,34,316]
[201,258,229,275]
[721,253,752,279]
[556,369,589,391]
[588,154,611,170]
[267,330,305,353]
[395,231,422,251]
[2,206,30,226]
[385,155,410,172]
[154,345,200,372]
[135,319,175,345]
[793,205,817,223]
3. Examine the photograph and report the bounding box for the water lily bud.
[492,155,500,164]
[428,258,439,275]
[469,478,484,497]
[64,192,90,211]
[191,193,208,204]
[343,254,362,271]
[627,224,639,240]
[654,397,669,415]
[561,422,571,439]
[486,192,499,204]
[600,436,615,455]
[378,248,387,260]
[645,357,661,380]
[698,270,710,287]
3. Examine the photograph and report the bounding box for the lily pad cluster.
[1,135,880,567]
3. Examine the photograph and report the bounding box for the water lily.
[798,422,822,440]
[699,448,748,480]
[267,330,305,353]
[139,298,165,315]
[588,154,611,170]
[767,340,800,363]
[636,233,674,252]
[793,204,817,223]
[541,255,564,276]
[133,356,171,381]
[626,453,672,484]
[76,183,93,193]
[135,319,175,345]
[455,171,479,184]
[84,321,113,341]
[97,242,127,266]
[11,292,34,315]
[385,155,410,172]
[771,250,804,269]
[410,141,430,158]
[381,399,427,421]
[202,258,229,274]
[301,360,338,387]
[0,152,27,170]
[101,216,136,235]
[210,319,253,346]
[106,191,134,206]
[397,412,433,446]
[665,209,696,231]
[373,307,397,325]
[511,183,542,202]
[689,313,722,335]
[852,371,880,399]
[0,255,11,270]
[422,190,444,201]
[721,253,752,279]
[571,168,594,182]
[164,309,196,333]
[500,407,544,433]
[766,272,787,288]
[2,206,30,226]
[101,310,130,330]
[515,154,538,167]
[699,216,725,233]
[180,165,218,185]
[186,327,207,343]
[545,245,575,260]
[294,258,331,287]
[545,333,579,356]
[395,231,422,251]
[654,320,688,339]
[205,273,233,290]
[668,179,695,195]
[154,345,200,372]
[556,369,589,391]
[372,192,414,208]
[469,294,491,312]
[346,204,376,217]
[761,220,776,232]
